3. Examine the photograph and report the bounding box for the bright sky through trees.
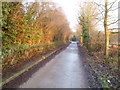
[19,0,119,32]
[51,0,80,32]
[52,0,119,32]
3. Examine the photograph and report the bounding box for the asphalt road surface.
[19,42,89,88]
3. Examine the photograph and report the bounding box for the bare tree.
[94,0,119,57]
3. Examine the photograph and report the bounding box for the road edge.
[2,43,70,88]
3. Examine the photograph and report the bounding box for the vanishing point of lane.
[19,43,89,88]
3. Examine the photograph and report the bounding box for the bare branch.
[94,2,105,10]
[108,28,120,30]
[109,7,120,11]
[93,20,103,26]
[108,0,118,10]
[108,19,120,25]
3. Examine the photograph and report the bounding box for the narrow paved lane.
[19,43,89,88]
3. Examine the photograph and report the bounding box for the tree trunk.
[104,0,109,58]
[80,33,83,45]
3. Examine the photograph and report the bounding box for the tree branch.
[108,0,118,10]
[94,2,105,10]
[108,19,120,25]
[109,7,120,11]
[108,28,120,30]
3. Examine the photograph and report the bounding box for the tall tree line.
[2,1,72,69]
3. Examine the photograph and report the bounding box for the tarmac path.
[19,43,89,88]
